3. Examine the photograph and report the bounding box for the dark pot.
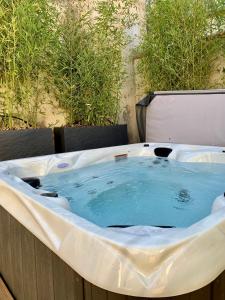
[54,125,128,153]
[0,128,54,161]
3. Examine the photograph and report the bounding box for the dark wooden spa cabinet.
[0,206,225,300]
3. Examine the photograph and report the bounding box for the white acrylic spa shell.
[1,143,225,297]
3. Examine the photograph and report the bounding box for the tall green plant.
[0,0,58,128]
[139,0,225,92]
[0,0,137,128]
[54,1,136,126]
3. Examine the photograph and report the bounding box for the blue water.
[40,157,225,228]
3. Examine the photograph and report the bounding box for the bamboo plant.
[139,0,225,92]
[0,0,59,128]
[0,0,137,129]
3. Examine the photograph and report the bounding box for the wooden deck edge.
[0,277,14,300]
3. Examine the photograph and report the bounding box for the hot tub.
[0,143,225,299]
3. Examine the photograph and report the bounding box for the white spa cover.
[0,143,225,297]
[146,91,225,146]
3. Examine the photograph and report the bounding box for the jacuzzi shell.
[0,143,225,298]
